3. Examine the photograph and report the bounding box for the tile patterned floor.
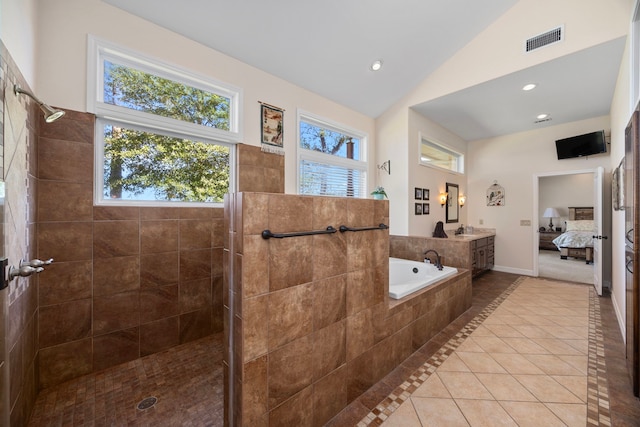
[356,277,607,426]
[27,332,224,426]
[25,272,640,426]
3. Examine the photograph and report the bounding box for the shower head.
[13,84,65,123]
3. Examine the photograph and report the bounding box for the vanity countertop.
[445,228,496,241]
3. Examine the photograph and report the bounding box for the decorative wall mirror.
[446,182,459,223]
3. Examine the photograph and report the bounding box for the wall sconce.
[459,194,466,207]
[14,84,65,123]
[439,192,448,207]
[377,160,391,175]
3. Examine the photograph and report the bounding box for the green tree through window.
[102,62,231,202]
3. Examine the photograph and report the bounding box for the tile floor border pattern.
[587,286,611,426]
[356,277,612,427]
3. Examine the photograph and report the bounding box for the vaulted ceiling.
[102,0,626,141]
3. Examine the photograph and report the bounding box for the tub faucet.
[423,249,443,270]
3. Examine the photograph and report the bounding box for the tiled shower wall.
[1,41,40,427]
[36,127,283,390]
[0,35,285,423]
[225,193,472,426]
[225,194,392,425]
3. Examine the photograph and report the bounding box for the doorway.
[534,168,610,293]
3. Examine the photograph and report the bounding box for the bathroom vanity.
[389,229,496,278]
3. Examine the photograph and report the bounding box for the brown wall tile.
[242,355,268,425]
[140,207,180,220]
[180,278,212,313]
[38,222,93,262]
[93,327,139,371]
[37,181,93,222]
[93,206,140,221]
[140,220,178,254]
[38,338,92,389]
[312,365,347,427]
[180,219,212,250]
[140,252,179,287]
[39,299,92,348]
[268,237,313,291]
[268,284,313,350]
[38,260,92,306]
[243,295,268,362]
[140,285,179,323]
[179,249,211,282]
[312,275,346,331]
[93,220,140,258]
[93,291,140,335]
[38,137,93,182]
[269,386,313,427]
[312,233,347,281]
[241,235,269,297]
[268,336,313,408]
[312,320,346,382]
[179,307,212,344]
[140,316,180,356]
[93,255,139,296]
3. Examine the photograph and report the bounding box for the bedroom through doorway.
[535,170,600,285]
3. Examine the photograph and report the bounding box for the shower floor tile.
[28,332,224,427]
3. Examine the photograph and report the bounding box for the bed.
[552,207,594,264]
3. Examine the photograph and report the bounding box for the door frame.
[533,168,604,289]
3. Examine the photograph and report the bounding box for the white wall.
[1,0,37,87]
[539,174,593,229]
[466,116,611,273]
[608,4,635,339]
[408,109,467,236]
[376,0,630,239]
[33,0,377,196]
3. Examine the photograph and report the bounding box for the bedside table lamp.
[543,207,561,231]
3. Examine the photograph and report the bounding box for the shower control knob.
[8,265,44,281]
[20,258,54,268]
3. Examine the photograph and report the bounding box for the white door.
[592,166,604,296]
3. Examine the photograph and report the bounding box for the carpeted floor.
[538,250,593,284]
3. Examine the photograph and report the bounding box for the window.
[419,136,464,174]
[298,112,367,197]
[88,36,241,206]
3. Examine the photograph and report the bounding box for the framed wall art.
[260,102,284,154]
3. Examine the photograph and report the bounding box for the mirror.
[446,182,459,223]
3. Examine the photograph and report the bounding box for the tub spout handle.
[423,249,443,270]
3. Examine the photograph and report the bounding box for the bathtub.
[389,257,458,299]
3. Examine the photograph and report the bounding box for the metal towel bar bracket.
[261,226,337,239]
[339,223,389,233]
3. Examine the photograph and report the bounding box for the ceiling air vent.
[525,26,563,52]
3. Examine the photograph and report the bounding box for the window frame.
[297,110,368,198]
[418,133,465,175]
[87,36,241,207]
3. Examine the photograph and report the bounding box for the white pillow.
[565,220,594,232]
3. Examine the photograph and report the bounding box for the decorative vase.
[373,194,384,200]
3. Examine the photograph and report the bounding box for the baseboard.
[492,265,534,276]
[611,291,626,343]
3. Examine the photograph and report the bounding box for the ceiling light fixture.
[537,113,549,120]
[370,60,383,71]
[522,83,537,91]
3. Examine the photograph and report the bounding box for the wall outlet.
[479,219,483,225]
[520,220,531,226]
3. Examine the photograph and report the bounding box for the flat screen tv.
[555,130,606,159]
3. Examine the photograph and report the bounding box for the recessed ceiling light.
[370,60,383,71]
[537,113,549,120]
[522,83,537,91]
